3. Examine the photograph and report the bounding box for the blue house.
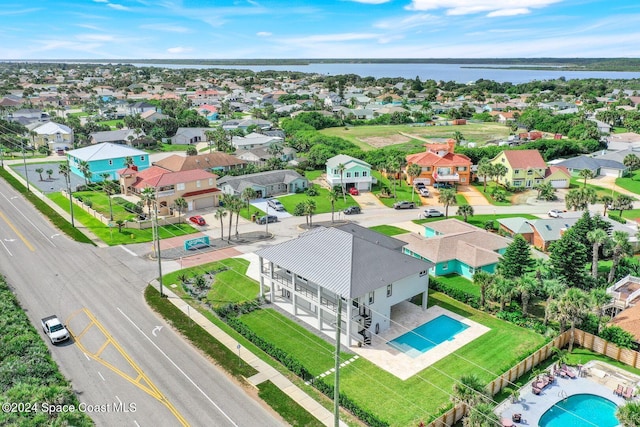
[396,219,511,279]
[67,143,149,182]
[325,154,373,192]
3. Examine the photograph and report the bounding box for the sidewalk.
[159,285,347,427]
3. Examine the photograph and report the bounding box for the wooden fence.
[425,328,640,427]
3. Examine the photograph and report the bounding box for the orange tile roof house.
[490,149,547,189]
[119,165,220,215]
[405,139,472,186]
[153,153,247,173]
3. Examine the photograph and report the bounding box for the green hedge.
[429,276,480,309]
[608,213,627,224]
[314,379,389,427]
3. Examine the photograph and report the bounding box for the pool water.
[538,393,618,427]
[387,315,469,358]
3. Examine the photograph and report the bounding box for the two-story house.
[119,166,220,214]
[405,140,472,186]
[256,224,433,346]
[27,121,73,152]
[67,143,149,182]
[325,154,373,192]
[490,150,547,188]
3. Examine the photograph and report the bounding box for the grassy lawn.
[372,170,423,208]
[74,191,138,222]
[369,225,410,236]
[619,208,640,221]
[436,274,479,297]
[96,119,124,129]
[415,213,538,231]
[49,192,196,245]
[567,348,640,376]
[615,169,640,195]
[257,381,324,427]
[305,170,323,181]
[279,184,356,214]
[157,143,191,152]
[455,194,468,206]
[471,181,513,206]
[569,178,630,200]
[319,123,510,151]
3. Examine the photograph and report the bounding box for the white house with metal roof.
[325,154,373,192]
[255,225,433,347]
[66,143,149,182]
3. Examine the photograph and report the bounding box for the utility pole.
[154,194,164,297]
[65,157,74,227]
[334,297,342,427]
[21,138,30,191]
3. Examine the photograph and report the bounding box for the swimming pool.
[538,393,618,427]
[387,315,469,357]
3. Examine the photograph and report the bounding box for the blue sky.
[1,0,638,59]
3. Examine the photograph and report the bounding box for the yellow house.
[490,150,547,189]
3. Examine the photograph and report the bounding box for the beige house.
[119,165,220,215]
[27,121,74,151]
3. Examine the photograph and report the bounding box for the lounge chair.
[615,384,624,396]
[533,386,542,395]
[501,418,515,427]
[512,413,522,423]
[624,387,634,399]
[562,364,577,378]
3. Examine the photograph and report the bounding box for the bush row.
[314,378,390,427]
[429,277,480,309]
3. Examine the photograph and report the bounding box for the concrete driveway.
[250,198,292,219]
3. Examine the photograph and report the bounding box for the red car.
[349,187,359,196]
[189,215,206,226]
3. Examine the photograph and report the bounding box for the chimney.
[447,139,455,153]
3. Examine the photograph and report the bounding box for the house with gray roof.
[255,226,433,346]
[90,129,144,146]
[231,132,283,150]
[217,169,307,198]
[171,127,212,145]
[555,155,627,178]
[498,217,580,251]
[326,154,373,192]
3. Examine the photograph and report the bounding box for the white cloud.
[487,8,531,17]
[256,31,272,37]
[107,3,130,11]
[293,33,380,43]
[374,13,440,30]
[406,0,562,15]
[347,0,391,4]
[140,23,190,33]
[167,46,192,54]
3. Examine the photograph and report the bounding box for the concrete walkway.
[160,285,347,427]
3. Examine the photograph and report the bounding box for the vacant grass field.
[279,184,356,214]
[96,119,124,129]
[305,170,323,181]
[320,123,511,151]
[615,169,640,195]
[369,225,410,236]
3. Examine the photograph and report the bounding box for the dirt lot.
[359,134,412,148]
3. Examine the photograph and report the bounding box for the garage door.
[600,168,621,177]
[549,179,568,188]
[193,197,214,210]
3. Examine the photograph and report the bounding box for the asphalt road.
[0,179,283,427]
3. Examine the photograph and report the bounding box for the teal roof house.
[397,219,511,279]
[67,143,149,182]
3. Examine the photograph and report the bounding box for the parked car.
[548,209,563,218]
[349,187,359,196]
[257,215,278,225]
[433,182,454,189]
[189,215,206,226]
[267,198,285,211]
[343,206,361,215]
[393,201,416,209]
[419,188,430,197]
[423,208,444,217]
[414,182,426,189]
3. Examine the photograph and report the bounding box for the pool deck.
[495,360,637,426]
[351,303,490,380]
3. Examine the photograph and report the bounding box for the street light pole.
[154,193,164,297]
[66,157,75,227]
[21,138,30,191]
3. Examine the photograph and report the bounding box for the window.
[354,171,360,178]
[461,177,466,182]
[196,180,201,188]
[386,284,392,297]
[442,262,448,271]
[108,160,113,165]
[177,183,185,191]
[332,169,337,175]
[527,170,533,175]
[346,172,351,178]
[469,267,475,275]
[209,178,214,186]
[362,171,368,177]
[140,156,145,162]
[426,167,432,172]
[368,292,375,305]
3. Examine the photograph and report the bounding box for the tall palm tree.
[557,288,592,352]
[578,168,594,187]
[124,156,134,168]
[587,228,609,279]
[601,195,614,216]
[35,167,44,181]
[304,199,317,227]
[214,208,227,240]
[543,279,566,326]
[591,288,612,334]
[476,158,492,192]
[46,168,53,180]
[173,197,187,224]
[472,270,493,309]
[102,179,117,221]
[608,231,633,284]
[140,186,156,219]
[456,205,474,222]
[328,188,339,222]
[337,163,346,202]
[407,163,422,201]
[386,158,401,199]
[438,188,457,217]
[241,187,257,216]
[463,402,500,427]
[491,163,508,189]
[490,275,513,311]
[451,374,488,415]
[516,276,536,317]
[78,160,92,185]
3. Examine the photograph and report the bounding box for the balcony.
[432,171,460,182]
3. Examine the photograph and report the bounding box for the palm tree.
[214,208,227,240]
[173,197,187,224]
[438,188,457,217]
[591,288,612,334]
[490,163,508,191]
[140,187,156,219]
[241,187,258,216]
[385,158,401,199]
[623,153,640,171]
[78,160,92,185]
[587,228,609,279]
[407,163,422,201]
[452,131,464,145]
[515,276,536,317]
[304,199,317,227]
[616,400,640,427]
[227,195,242,238]
[328,188,339,222]
[476,158,492,192]
[102,179,117,221]
[557,288,592,352]
[124,156,134,168]
[46,168,53,180]
[35,167,44,181]
[451,374,488,415]
[614,194,634,217]
[578,168,594,187]
[608,231,633,284]
[456,205,474,222]
[337,163,346,202]
[463,402,500,427]
[601,195,614,216]
[490,275,513,311]
[472,270,493,309]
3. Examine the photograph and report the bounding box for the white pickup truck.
[41,315,70,344]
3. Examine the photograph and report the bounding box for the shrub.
[314,379,390,427]
[429,277,480,309]
[608,214,627,224]
[600,325,635,349]
[305,186,319,196]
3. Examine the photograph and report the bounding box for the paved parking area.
[250,198,292,219]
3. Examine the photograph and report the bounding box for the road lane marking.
[98,371,106,381]
[66,308,189,426]
[0,239,13,256]
[0,191,56,248]
[119,245,138,256]
[117,307,239,427]
[0,210,35,252]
